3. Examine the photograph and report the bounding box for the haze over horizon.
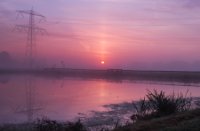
[1,0,200,71]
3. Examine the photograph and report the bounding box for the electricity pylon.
[14,8,46,123]
[15,8,46,68]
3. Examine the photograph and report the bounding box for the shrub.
[147,90,191,115]
[131,90,192,121]
[35,118,87,131]
[65,120,87,131]
[131,97,151,121]
[35,118,63,131]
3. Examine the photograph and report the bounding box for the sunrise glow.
[0,0,200,71]
[101,61,105,65]
[1,1,200,130]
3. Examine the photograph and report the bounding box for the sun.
[101,61,105,65]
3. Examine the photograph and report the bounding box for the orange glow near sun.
[101,61,105,65]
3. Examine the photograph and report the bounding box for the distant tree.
[0,51,13,68]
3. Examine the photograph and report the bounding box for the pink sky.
[1,0,200,70]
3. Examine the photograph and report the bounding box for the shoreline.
[1,108,200,131]
[1,97,200,130]
[1,68,200,83]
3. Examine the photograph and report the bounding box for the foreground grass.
[0,119,87,131]
[114,108,200,131]
[0,109,199,131]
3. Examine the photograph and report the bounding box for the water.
[0,74,200,124]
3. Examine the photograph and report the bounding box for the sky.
[1,0,200,70]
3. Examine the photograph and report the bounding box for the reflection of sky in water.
[0,75,200,124]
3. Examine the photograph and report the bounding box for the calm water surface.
[0,75,200,124]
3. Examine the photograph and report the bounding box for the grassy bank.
[1,109,200,131]
[114,90,199,131]
[114,108,200,131]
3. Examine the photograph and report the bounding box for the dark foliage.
[35,118,87,131]
[147,90,191,115]
[131,90,192,121]
[65,120,87,131]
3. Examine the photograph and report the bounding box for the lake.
[0,74,200,125]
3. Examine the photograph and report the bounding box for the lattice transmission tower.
[14,8,46,123]
[15,8,46,68]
